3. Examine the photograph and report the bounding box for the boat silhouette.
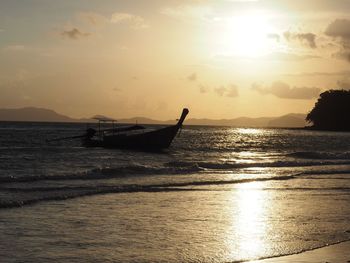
[48,108,189,150]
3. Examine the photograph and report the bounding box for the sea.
[0,121,349,262]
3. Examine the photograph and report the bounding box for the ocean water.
[0,122,350,262]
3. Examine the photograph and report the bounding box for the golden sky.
[1,0,350,119]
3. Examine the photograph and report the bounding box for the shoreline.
[253,241,350,262]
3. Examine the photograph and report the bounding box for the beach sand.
[253,241,350,263]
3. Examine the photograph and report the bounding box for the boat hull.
[83,125,181,150]
[83,108,188,150]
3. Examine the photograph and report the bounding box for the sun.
[217,12,276,57]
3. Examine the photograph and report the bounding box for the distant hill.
[118,117,168,125]
[0,107,77,122]
[267,113,307,128]
[0,107,307,128]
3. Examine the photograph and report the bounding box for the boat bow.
[177,108,189,127]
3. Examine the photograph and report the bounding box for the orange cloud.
[60,28,91,40]
[252,81,320,100]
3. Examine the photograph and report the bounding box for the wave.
[302,169,350,175]
[2,165,350,209]
[0,173,298,209]
[242,240,350,263]
[3,172,350,209]
[2,159,350,184]
[0,164,203,183]
[288,151,350,160]
[167,160,350,170]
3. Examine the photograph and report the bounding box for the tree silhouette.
[306,89,350,131]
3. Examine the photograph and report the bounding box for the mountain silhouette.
[0,107,76,122]
[0,107,306,128]
[268,113,306,128]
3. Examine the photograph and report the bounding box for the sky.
[0,0,350,120]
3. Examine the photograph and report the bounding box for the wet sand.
[254,241,350,262]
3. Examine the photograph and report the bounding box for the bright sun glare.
[218,12,275,57]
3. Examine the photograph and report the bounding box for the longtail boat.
[48,108,189,150]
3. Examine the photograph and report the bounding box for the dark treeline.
[306,89,350,131]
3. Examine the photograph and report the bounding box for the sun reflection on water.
[227,182,269,260]
[236,128,264,135]
[236,151,259,163]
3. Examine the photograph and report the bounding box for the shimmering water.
[0,122,350,262]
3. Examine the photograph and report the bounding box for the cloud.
[284,31,317,49]
[214,85,238,97]
[265,52,319,61]
[214,86,226,96]
[111,13,148,29]
[252,81,321,100]
[198,84,209,94]
[267,33,280,42]
[187,73,197,81]
[325,19,350,62]
[215,51,319,61]
[226,85,239,97]
[161,5,212,21]
[283,70,350,77]
[332,50,350,62]
[60,28,91,40]
[325,19,350,40]
[78,12,108,26]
